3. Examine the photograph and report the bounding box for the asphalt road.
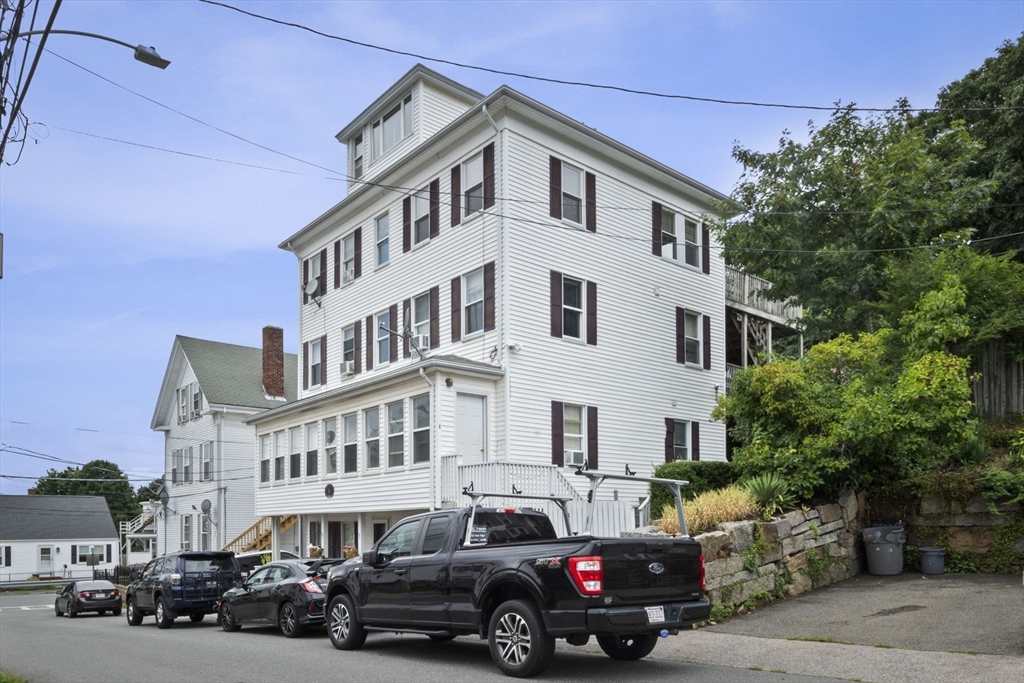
[0,592,845,683]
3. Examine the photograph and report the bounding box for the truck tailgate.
[599,538,703,603]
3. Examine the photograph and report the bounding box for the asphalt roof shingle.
[177,336,298,409]
[0,495,118,541]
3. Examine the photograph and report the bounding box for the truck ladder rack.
[574,468,691,538]
[461,488,574,546]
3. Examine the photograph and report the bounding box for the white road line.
[0,605,51,611]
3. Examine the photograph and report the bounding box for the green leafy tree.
[917,35,1024,258]
[715,103,992,343]
[34,460,141,526]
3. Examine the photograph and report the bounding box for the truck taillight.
[170,573,182,586]
[699,555,706,591]
[300,579,323,594]
[568,556,603,596]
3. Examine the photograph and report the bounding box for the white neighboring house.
[0,495,118,582]
[149,327,301,556]
[246,64,740,558]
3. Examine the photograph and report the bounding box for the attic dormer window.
[371,94,413,160]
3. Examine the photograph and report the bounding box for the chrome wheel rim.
[494,612,531,666]
[281,605,295,634]
[156,602,164,622]
[127,601,134,620]
[330,602,350,641]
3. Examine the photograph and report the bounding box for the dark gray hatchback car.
[125,551,241,629]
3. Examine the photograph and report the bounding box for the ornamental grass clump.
[743,472,797,520]
[658,486,757,536]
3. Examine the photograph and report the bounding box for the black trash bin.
[862,525,906,576]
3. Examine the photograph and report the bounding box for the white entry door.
[38,546,53,575]
[456,394,486,464]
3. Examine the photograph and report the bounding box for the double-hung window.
[387,401,404,468]
[259,434,271,483]
[684,311,701,365]
[376,311,391,365]
[200,517,210,551]
[182,515,192,551]
[324,418,338,475]
[310,338,323,386]
[372,94,413,159]
[342,234,356,283]
[200,442,213,482]
[306,423,319,477]
[562,277,583,340]
[178,388,189,424]
[561,163,584,225]
[191,385,202,419]
[464,154,484,217]
[375,213,390,266]
[464,268,484,336]
[661,208,701,269]
[413,190,430,245]
[171,449,180,484]
[310,251,323,296]
[364,407,380,469]
[412,292,430,349]
[182,447,192,484]
[344,414,358,474]
[412,395,430,463]
[352,134,363,179]
[563,404,585,467]
[672,420,690,461]
[683,218,700,268]
[289,426,302,479]
[274,431,286,481]
[342,325,355,366]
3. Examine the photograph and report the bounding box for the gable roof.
[0,495,117,541]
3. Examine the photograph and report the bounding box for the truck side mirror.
[362,550,378,566]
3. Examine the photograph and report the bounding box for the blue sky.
[1,0,1021,493]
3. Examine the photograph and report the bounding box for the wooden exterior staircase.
[221,515,298,554]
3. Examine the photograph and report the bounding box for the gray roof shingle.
[0,495,118,541]
[177,336,298,409]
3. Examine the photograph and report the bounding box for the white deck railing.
[726,266,802,322]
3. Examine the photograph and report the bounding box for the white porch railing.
[726,266,802,322]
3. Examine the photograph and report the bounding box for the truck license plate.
[206,581,218,589]
[645,606,665,623]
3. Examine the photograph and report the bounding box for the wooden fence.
[971,340,1023,420]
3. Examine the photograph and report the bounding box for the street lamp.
[10,30,171,69]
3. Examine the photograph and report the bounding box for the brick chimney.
[27,487,37,495]
[262,326,285,399]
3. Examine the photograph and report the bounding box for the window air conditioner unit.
[191,410,201,419]
[414,334,430,350]
[565,450,585,467]
[340,360,355,376]
[343,269,355,283]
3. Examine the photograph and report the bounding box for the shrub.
[742,472,796,519]
[649,461,740,515]
[658,486,757,536]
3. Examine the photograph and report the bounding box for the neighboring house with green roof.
[149,327,299,556]
[0,495,118,582]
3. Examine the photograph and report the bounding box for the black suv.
[126,551,241,629]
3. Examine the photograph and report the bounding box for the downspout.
[420,367,436,511]
[215,410,225,548]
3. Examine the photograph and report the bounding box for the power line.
[199,0,1024,115]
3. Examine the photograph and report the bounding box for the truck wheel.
[596,634,658,661]
[488,600,555,678]
[279,601,304,638]
[126,597,143,626]
[219,603,241,632]
[327,595,366,650]
[155,597,175,629]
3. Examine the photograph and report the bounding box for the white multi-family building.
[247,64,742,558]
[148,329,300,556]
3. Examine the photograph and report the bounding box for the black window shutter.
[702,225,711,275]
[586,281,597,346]
[106,544,112,563]
[551,401,564,466]
[483,142,495,209]
[429,179,440,238]
[429,286,440,349]
[587,405,598,470]
[549,156,562,219]
[320,334,328,384]
[354,319,363,374]
[403,298,411,359]
[334,240,341,289]
[675,307,686,364]
[303,259,309,304]
[585,171,596,233]
[691,422,700,461]
[354,227,363,279]
[403,196,411,253]
[389,303,399,361]
[450,165,461,226]
[703,314,712,370]
[483,261,496,332]
[664,418,675,463]
[303,342,309,390]
[4,545,10,567]
[652,202,663,256]
[365,315,374,370]
[550,271,563,338]
[450,277,462,342]
[71,545,77,565]
[319,248,327,297]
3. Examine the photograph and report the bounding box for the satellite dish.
[158,486,169,508]
[303,280,319,296]
[324,484,334,499]
[326,430,336,444]
[201,499,212,515]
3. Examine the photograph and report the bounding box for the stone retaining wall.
[624,491,867,612]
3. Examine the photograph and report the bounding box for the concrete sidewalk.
[647,573,1024,682]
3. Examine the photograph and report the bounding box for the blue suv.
[126,551,241,629]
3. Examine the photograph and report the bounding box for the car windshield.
[182,556,235,572]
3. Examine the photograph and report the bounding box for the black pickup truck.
[323,470,709,677]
